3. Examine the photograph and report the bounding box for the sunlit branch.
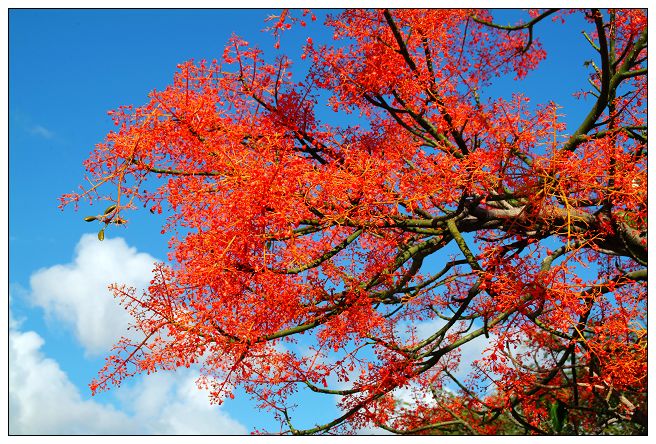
[365,234,448,291]
[414,278,483,357]
[447,218,483,272]
[378,419,466,435]
[304,380,360,396]
[562,20,647,153]
[130,157,221,177]
[274,228,363,274]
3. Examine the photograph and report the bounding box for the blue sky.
[7,7,617,435]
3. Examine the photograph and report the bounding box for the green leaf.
[549,400,567,433]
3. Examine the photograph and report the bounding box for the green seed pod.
[84,216,97,222]
[98,229,105,241]
[549,400,567,433]
[104,204,117,215]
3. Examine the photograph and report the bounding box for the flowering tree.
[63,9,647,435]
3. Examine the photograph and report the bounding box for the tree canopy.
[62,9,647,435]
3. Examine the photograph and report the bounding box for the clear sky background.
[6,5,633,436]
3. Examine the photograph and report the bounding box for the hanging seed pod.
[549,400,567,433]
[84,216,97,222]
[98,229,105,241]
[104,204,117,215]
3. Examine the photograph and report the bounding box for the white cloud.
[28,233,157,355]
[10,232,250,437]
[355,424,394,435]
[30,124,55,139]
[9,322,249,435]
[392,382,435,408]
[456,333,492,376]
[9,325,138,434]
[118,371,248,434]
[414,318,493,379]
